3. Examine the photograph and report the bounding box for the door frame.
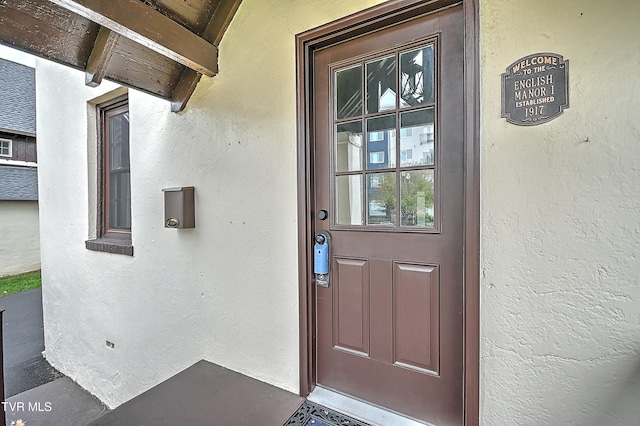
[295,1,480,424]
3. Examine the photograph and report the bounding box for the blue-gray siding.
[0,59,36,136]
[0,165,38,200]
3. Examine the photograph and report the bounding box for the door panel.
[393,262,440,374]
[333,257,370,356]
[314,5,464,425]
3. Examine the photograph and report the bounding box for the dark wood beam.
[85,26,120,87]
[203,0,244,46]
[170,68,202,113]
[170,0,243,112]
[48,0,219,76]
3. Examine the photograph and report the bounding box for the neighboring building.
[0,58,39,277]
[1,0,639,425]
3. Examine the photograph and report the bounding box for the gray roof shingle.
[0,58,36,136]
[0,165,38,200]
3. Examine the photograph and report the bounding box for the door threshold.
[308,386,435,426]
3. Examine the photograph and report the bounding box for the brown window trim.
[86,94,133,256]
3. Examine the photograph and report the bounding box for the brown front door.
[312,4,465,425]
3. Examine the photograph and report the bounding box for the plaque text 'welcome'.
[501,53,569,126]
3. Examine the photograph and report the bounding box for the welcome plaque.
[501,53,569,126]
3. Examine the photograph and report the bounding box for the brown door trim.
[462,1,480,425]
[295,1,480,424]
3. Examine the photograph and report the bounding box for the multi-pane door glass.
[334,42,437,229]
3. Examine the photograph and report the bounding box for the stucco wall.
[37,0,640,421]
[0,200,40,277]
[480,1,640,425]
[37,0,385,408]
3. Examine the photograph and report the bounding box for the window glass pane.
[336,65,362,119]
[367,172,396,226]
[400,108,435,167]
[336,175,363,225]
[109,112,130,170]
[400,45,434,108]
[366,56,396,114]
[336,121,363,172]
[109,171,131,229]
[104,104,131,234]
[366,115,396,170]
[400,170,434,228]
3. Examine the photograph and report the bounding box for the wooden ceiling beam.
[48,0,219,76]
[203,0,244,46]
[85,27,120,87]
[170,68,202,113]
[170,0,243,112]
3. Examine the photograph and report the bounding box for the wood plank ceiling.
[0,0,243,111]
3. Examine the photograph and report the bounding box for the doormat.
[284,400,371,426]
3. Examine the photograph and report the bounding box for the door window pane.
[336,121,363,172]
[366,115,396,170]
[367,172,396,226]
[400,45,434,107]
[400,170,434,228]
[400,108,435,167]
[336,175,363,225]
[366,56,396,114]
[336,65,362,119]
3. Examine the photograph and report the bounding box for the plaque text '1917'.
[501,53,569,126]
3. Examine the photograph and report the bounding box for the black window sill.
[85,237,133,256]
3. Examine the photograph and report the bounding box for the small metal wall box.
[163,186,195,229]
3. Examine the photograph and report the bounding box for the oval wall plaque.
[501,53,569,126]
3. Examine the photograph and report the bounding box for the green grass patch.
[0,270,42,297]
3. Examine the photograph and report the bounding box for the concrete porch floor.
[4,359,437,425]
[88,360,305,425]
[5,360,305,425]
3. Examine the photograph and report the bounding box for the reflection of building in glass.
[372,88,435,168]
[398,122,434,167]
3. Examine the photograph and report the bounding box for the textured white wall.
[38,0,640,420]
[480,1,640,425]
[0,200,40,277]
[37,0,385,409]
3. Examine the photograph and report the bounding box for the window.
[400,128,412,137]
[369,200,386,216]
[369,151,385,164]
[401,149,413,161]
[0,139,12,157]
[85,96,133,255]
[369,131,384,141]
